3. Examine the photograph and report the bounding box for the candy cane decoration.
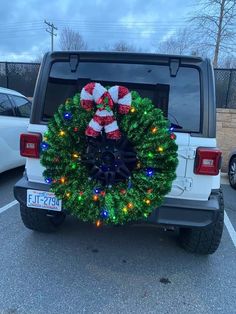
[80,82,131,139]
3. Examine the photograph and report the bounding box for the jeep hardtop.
[14,51,224,254]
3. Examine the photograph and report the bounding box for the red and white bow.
[80,82,131,139]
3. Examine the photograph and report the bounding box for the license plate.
[27,189,62,211]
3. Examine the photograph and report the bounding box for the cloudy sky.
[0,0,194,62]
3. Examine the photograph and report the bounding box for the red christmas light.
[170,133,176,140]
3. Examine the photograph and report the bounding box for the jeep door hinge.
[184,178,193,191]
[169,58,180,77]
[69,54,79,72]
[187,147,196,159]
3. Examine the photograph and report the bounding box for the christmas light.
[122,207,128,213]
[100,209,109,218]
[93,195,99,201]
[94,188,101,194]
[148,152,154,158]
[66,192,70,198]
[45,178,52,184]
[136,162,141,169]
[158,147,164,152]
[101,191,106,197]
[78,195,82,201]
[96,220,101,227]
[120,189,126,195]
[128,202,133,209]
[144,213,148,218]
[63,112,72,120]
[130,107,136,113]
[145,199,151,205]
[71,163,77,169]
[151,127,158,134]
[72,153,79,158]
[40,142,49,151]
[59,130,65,136]
[146,168,154,177]
[74,127,79,132]
[60,177,66,184]
[169,126,174,132]
[144,111,147,115]
[170,133,176,140]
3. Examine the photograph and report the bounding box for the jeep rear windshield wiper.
[168,113,183,130]
[170,123,183,130]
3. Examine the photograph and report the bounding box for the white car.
[0,87,31,173]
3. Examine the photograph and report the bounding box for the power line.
[44,20,57,51]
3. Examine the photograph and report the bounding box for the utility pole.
[44,20,57,51]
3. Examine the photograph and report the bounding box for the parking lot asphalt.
[0,168,236,314]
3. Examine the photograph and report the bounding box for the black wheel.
[229,157,236,190]
[179,189,224,255]
[20,205,66,233]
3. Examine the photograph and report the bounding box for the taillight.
[20,133,41,158]
[194,147,222,176]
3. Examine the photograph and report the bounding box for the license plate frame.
[27,189,62,211]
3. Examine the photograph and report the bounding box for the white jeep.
[14,52,223,254]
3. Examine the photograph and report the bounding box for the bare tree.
[59,27,88,51]
[218,54,236,67]
[157,28,195,55]
[190,0,236,67]
[112,40,138,52]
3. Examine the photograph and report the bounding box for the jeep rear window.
[43,62,201,132]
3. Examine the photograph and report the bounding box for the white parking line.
[0,200,18,214]
[224,210,236,248]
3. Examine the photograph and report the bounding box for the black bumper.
[14,177,221,229]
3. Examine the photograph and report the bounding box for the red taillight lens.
[194,147,222,176]
[20,133,41,158]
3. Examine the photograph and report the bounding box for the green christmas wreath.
[40,83,178,226]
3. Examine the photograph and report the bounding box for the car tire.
[229,157,236,190]
[20,205,66,233]
[179,189,224,255]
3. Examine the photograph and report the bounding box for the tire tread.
[180,189,224,254]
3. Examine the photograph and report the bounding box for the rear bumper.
[14,177,221,229]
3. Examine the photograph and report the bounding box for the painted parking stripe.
[0,200,18,214]
[224,210,236,248]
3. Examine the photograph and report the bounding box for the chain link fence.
[0,62,235,107]
[214,69,236,109]
[0,62,40,97]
